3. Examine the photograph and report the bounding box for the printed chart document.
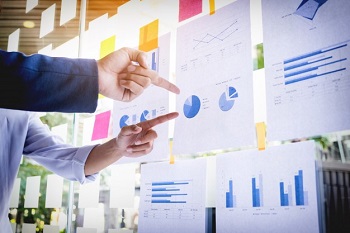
[216,141,320,233]
[112,33,171,163]
[262,0,350,141]
[173,0,255,154]
[138,159,207,233]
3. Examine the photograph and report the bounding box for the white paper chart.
[112,33,171,163]
[173,0,255,154]
[138,159,207,233]
[216,141,320,233]
[262,0,350,141]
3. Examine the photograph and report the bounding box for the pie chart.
[219,86,238,111]
[119,115,130,128]
[183,95,201,118]
[140,110,150,122]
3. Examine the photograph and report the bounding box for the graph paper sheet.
[173,0,255,154]
[262,0,350,141]
[138,159,207,233]
[216,140,320,233]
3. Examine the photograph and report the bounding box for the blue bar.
[252,178,260,207]
[151,200,186,204]
[152,188,180,191]
[284,56,332,71]
[318,58,347,68]
[284,43,347,64]
[285,66,318,78]
[152,181,189,186]
[152,194,187,197]
[295,170,305,206]
[285,68,346,85]
[284,194,289,206]
[280,182,285,206]
[152,52,157,71]
[226,180,234,208]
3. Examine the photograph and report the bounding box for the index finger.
[139,112,179,129]
[151,75,180,94]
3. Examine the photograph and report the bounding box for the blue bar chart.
[226,180,236,208]
[252,174,263,207]
[283,42,348,85]
[151,181,189,204]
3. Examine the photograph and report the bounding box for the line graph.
[192,19,239,50]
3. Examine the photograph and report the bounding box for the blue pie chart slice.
[119,115,130,128]
[219,86,238,112]
[140,110,150,122]
[183,95,201,118]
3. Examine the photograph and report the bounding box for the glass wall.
[1,0,350,233]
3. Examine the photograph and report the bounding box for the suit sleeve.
[0,50,98,113]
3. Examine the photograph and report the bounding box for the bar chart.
[216,141,320,233]
[139,160,206,233]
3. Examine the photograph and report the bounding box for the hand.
[97,47,180,102]
[84,112,179,175]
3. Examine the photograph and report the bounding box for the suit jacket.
[0,50,98,113]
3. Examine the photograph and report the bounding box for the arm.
[0,50,98,113]
[84,112,179,175]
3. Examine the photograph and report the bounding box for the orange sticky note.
[139,19,159,52]
[209,0,215,15]
[256,122,266,150]
[100,35,116,59]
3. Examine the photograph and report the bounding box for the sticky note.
[179,0,202,22]
[22,223,36,233]
[45,174,64,208]
[78,176,100,208]
[24,176,41,208]
[139,19,158,52]
[110,164,135,208]
[43,225,60,233]
[76,228,97,233]
[8,29,20,52]
[209,0,215,15]
[40,4,56,38]
[91,110,111,141]
[169,140,175,164]
[256,122,266,150]
[100,35,116,59]
[26,0,38,13]
[9,178,20,208]
[60,0,77,26]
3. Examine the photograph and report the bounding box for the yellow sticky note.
[256,122,266,151]
[169,140,175,164]
[209,0,215,15]
[139,19,159,52]
[100,35,116,59]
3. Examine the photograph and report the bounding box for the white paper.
[7,28,20,52]
[40,4,56,38]
[138,159,207,233]
[173,0,255,154]
[205,156,216,207]
[60,0,77,26]
[108,230,133,233]
[26,0,38,13]
[216,141,320,233]
[83,206,104,229]
[22,223,36,233]
[110,164,136,208]
[24,176,41,208]
[43,225,60,233]
[51,123,68,143]
[262,0,350,141]
[38,44,53,56]
[112,33,172,164]
[10,223,16,233]
[52,36,79,58]
[45,174,64,208]
[76,227,97,233]
[78,176,100,208]
[9,178,20,208]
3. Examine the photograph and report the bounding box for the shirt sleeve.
[23,113,98,184]
[0,49,98,113]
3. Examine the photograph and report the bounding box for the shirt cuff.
[72,144,99,184]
